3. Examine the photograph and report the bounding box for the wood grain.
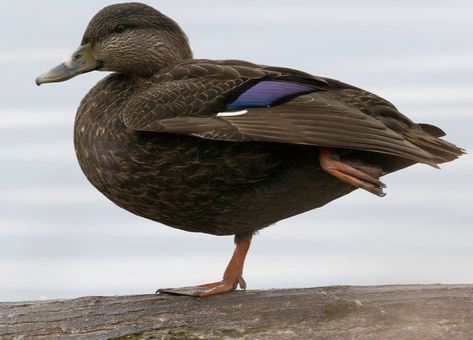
[1,285,473,339]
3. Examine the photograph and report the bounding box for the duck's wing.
[121,60,454,166]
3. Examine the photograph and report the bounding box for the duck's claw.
[320,148,387,197]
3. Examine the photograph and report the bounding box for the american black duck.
[36,3,464,297]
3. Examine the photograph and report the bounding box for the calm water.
[1,1,472,301]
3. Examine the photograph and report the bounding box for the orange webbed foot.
[320,148,387,197]
[157,275,246,297]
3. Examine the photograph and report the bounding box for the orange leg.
[319,148,387,197]
[157,234,252,297]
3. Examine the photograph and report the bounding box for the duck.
[36,2,464,297]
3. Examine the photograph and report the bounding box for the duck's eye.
[114,24,126,33]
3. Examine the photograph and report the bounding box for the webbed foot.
[157,275,246,297]
[320,148,386,197]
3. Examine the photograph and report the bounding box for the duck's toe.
[156,286,207,297]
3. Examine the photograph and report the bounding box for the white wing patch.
[216,110,248,117]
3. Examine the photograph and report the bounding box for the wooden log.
[1,285,473,339]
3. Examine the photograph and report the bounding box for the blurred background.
[1,0,472,302]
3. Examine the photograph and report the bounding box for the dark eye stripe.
[114,24,126,33]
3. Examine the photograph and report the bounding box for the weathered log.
[1,285,473,339]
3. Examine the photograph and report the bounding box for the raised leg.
[157,234,252,297]
[319,147,387,197]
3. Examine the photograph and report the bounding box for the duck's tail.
[405,123,466,165]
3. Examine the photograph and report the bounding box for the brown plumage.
[36,3,464,296]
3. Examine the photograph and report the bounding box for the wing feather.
[121,60,444,166]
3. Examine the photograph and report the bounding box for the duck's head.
[36,2,192,85]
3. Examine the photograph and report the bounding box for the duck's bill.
[35,44,102,85]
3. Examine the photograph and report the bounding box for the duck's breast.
[73,74,297,234]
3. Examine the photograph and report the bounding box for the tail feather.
[405,126,465,165]
[418,123,446,137]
